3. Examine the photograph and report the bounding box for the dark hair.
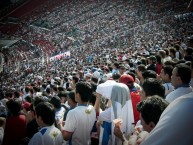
[175,63,191,84]
[142,78,165,98]
[25,96,32,103]
[53,86,58,92]
[185,47,193,55]
[113,62,119,69]
[57,81,61,86]
[91,82,97,92]
[30,89,33,95]
[137,95,169,125]
[129,68,136,74]
[174,44,180,51]
[29,104,34,112]
[46,88,51,94]
[58,91,69,98]
[89,93,97,106]
[91,77,98,84]
[33,86,40,92]
[163,48,169,56]
[14,91,20,98]
[35,102,55,126]
[126,72,136,81]
[68,90,76,103]
[112,73,121,81]
[42,84,47,89]
[72,76,79,83]
[169,48,176,57]
[33,96,45,107]
[142,70,157,80]
[76,81,93,102]
[5,92,12,98]
[6,99,21,116]
[25,87,30,93]
[176,59,186,64]
[156,55,162,65]
[164,60,176,67]
[162,65,174,79]
[50,96,61,109]
[137,64,146,72]
[58,87,64,92]
[64,77,68,82]
[141,58,147,66]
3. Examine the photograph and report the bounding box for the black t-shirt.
[26,119,39,139]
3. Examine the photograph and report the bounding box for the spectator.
[58,81,96,145]
[155,55,162,75]
[147,56,156,72]
[28,102,63,145]
[96,82,134,145]
[3,100,26,145]
[119,74,141,124]
[128,92,193,145]
[136,95,169,133]
[160,65,174,96]
[166,63,192,103]
[136,64,146,85]
[25,97,45,140]
[63,90,77,121]
[114,95,169,143]
[141,78,165,100]
[50,96,65,121]
[141,70,157,84]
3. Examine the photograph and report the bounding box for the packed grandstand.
[0,0,193,145]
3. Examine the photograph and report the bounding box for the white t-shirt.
[98,107,111,122]
[162,83,174,96]
[55,107,65,120]
[190,78,193,88]
[166,86,192,103]
[141,92,193,145]
[29,125,63,145]
[63,105,96,145]
[0,127,4,145]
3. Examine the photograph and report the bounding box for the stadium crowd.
[0,0,193,145]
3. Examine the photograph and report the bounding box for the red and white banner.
[49,51,70,61]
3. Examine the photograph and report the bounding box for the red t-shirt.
[130,91,141,124]
[156,64,162,75]
[3,115,26,145]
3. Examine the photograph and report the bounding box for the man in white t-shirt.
[160,65,174,96]
[29,102,63,145]
[50,96,66,121]
[166,63,192,103]
[58,81,96,145]
[126,91,193,145]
